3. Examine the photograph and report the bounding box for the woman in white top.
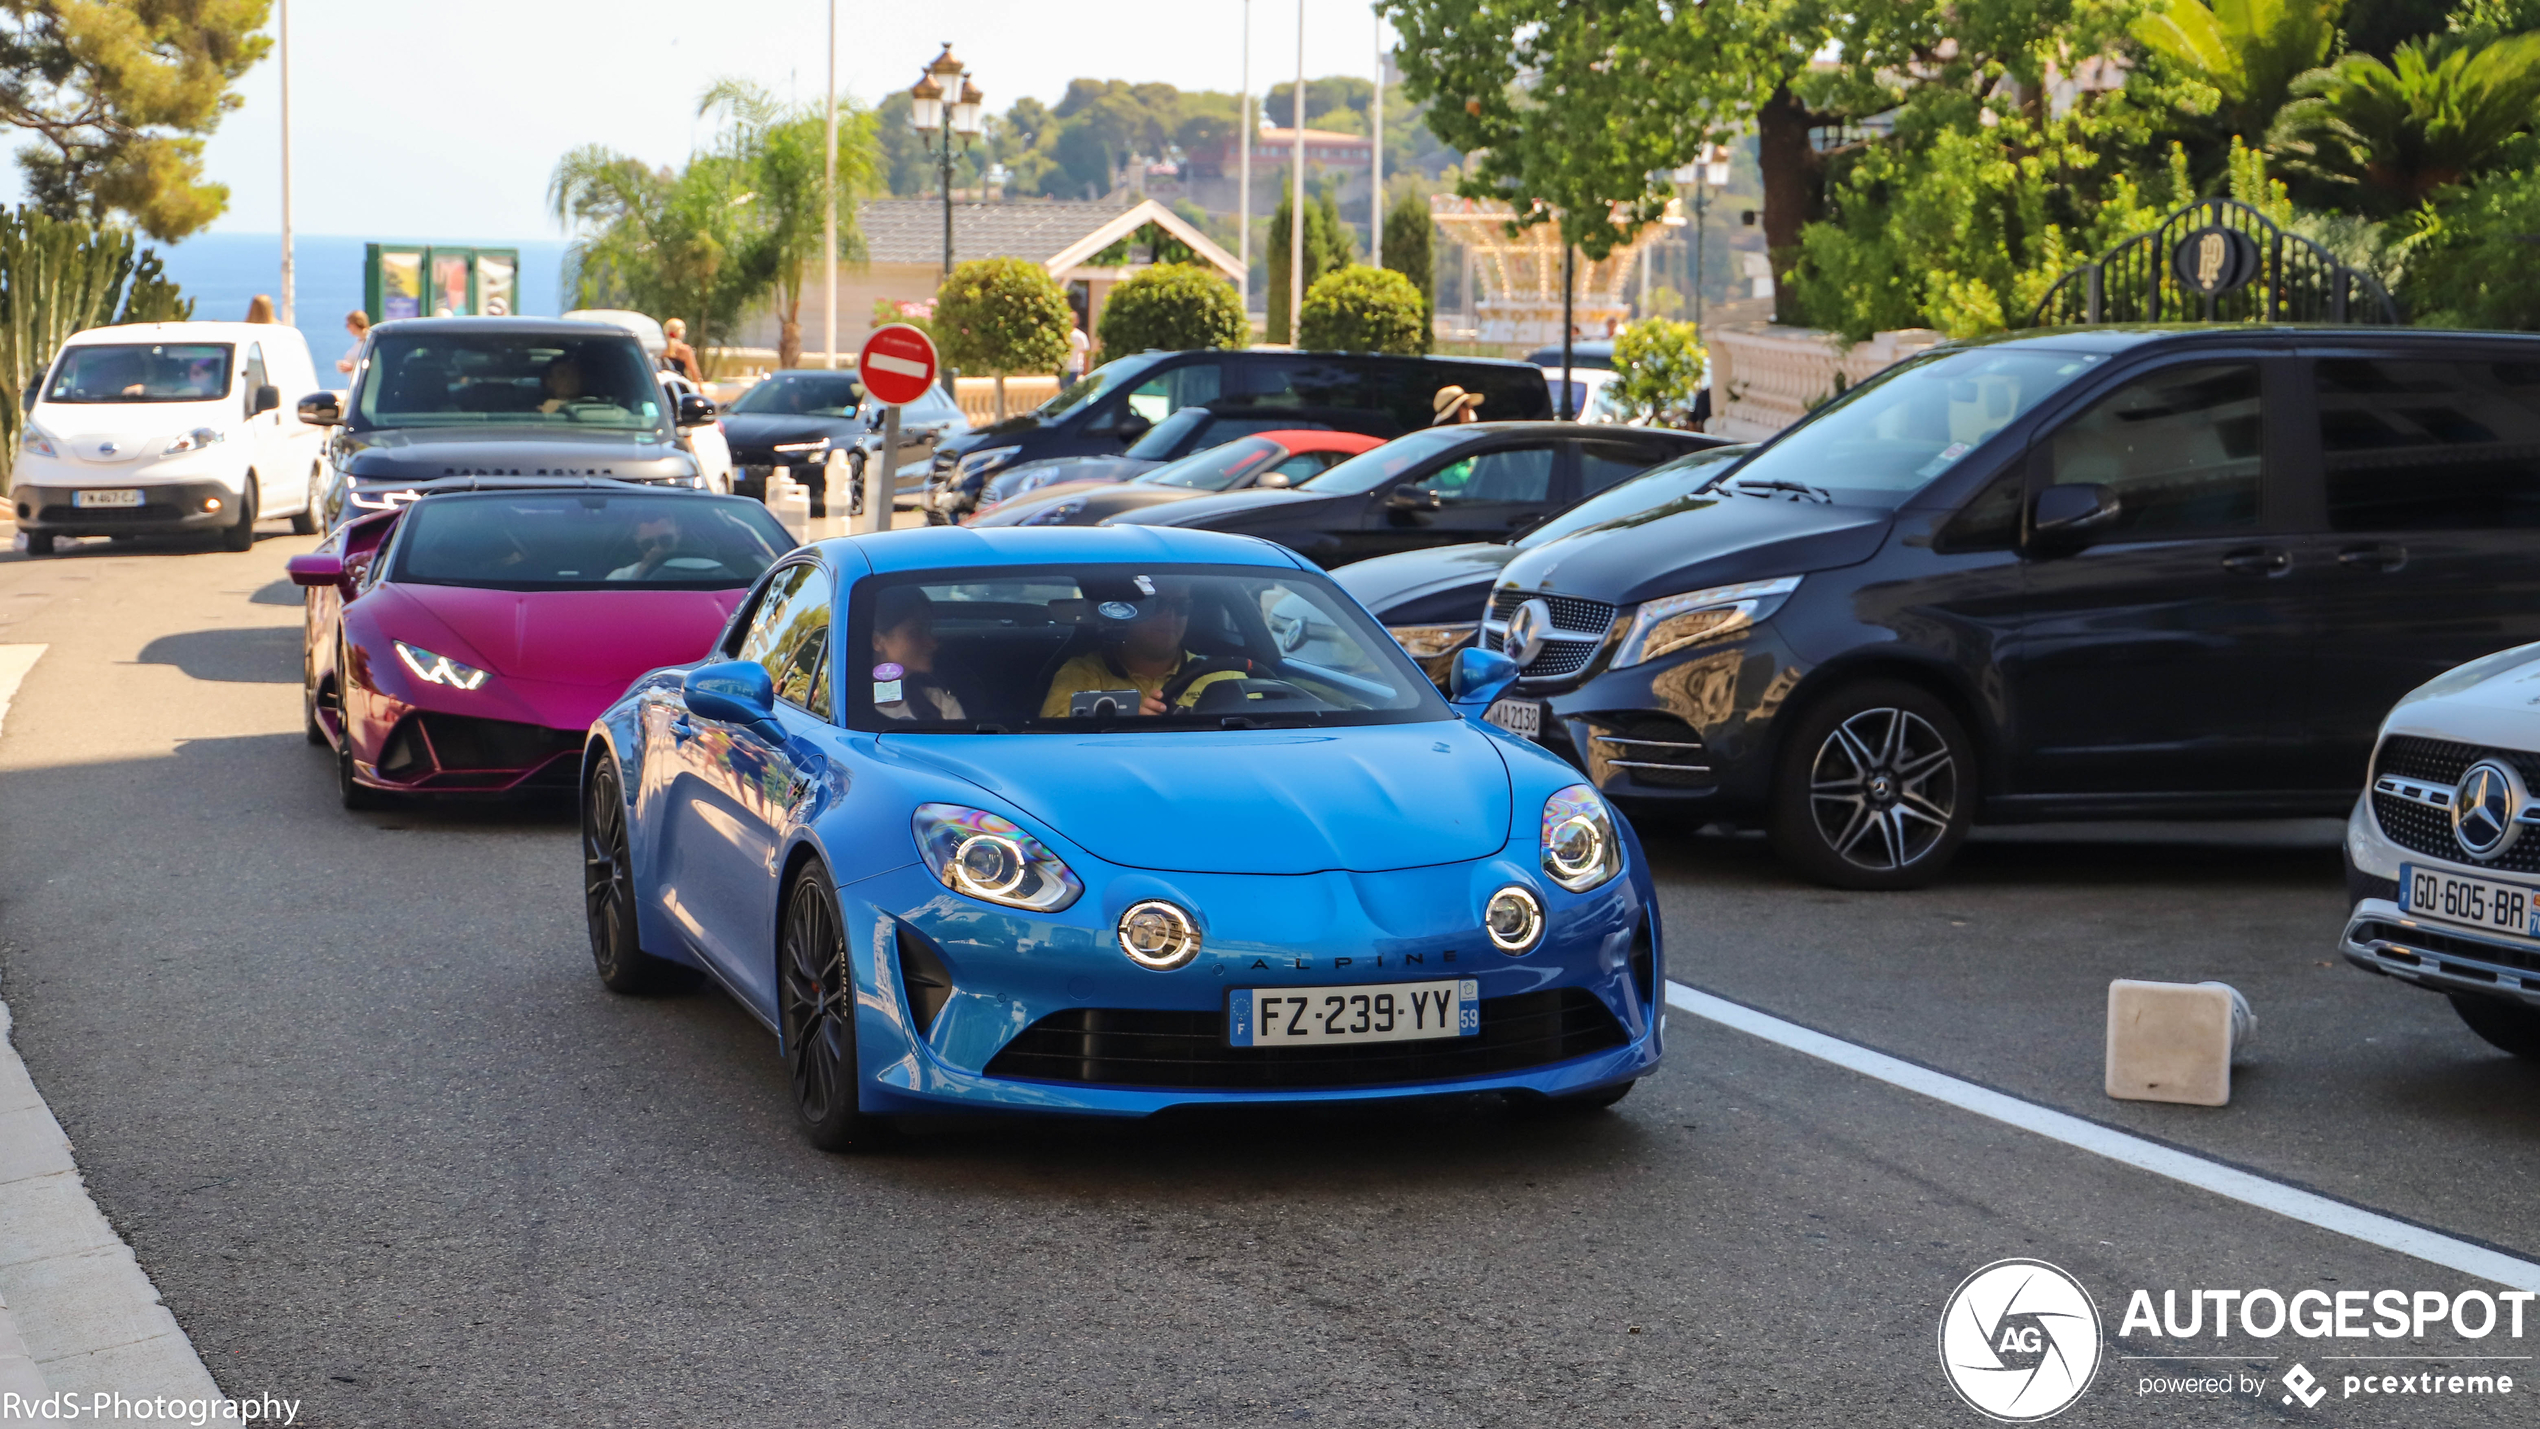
[872,586,967,722]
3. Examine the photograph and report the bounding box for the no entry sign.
[857,323,940,406]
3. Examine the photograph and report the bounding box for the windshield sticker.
[1098,601,1139,620]
[873,679,903,702]
[1914,441,1972,478]
[872,663,904,681]
[1133,575,1156,595]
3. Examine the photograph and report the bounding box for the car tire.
[780,861,884,1152]
[336,738,388,810]
[290,471,320,535]
[303,663,327,746]
[1768,679,1975,891]
[23,532,55,555]
[2450,994,2540,1059]
[220,477,257,551]
[584,754,683,994]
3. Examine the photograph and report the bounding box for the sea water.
[156,233,568,375]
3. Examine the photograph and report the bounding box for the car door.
[1999,357,2310,798]
[240,342,277,510]
[1351,438,1568,561]
[2289,346,2540,789]
[665,560,826,1004]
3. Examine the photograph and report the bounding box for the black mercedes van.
[1471,326,2540,888]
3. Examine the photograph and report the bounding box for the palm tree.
[697,80,877,369]
[2132,0,2344,142]
[548,144,754,372]
[2271,33,2540,213]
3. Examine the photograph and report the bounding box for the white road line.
[1666,981,2540,1291]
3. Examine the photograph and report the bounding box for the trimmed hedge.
[1096,262,1246,356]
[1297,265,1426,355]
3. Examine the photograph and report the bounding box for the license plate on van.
[72,489,142,508]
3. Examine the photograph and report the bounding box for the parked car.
[2339,643,2540,1059]
[719,368,965,515]
[925,350,1553,524]
[562,308,667,364]
[1470,325,2540,889]
[1523,340,1616,371]
[1542,367,1631,424]
[969,429,1386,528]
[578,525,1661,1149]
[304,317,720,528]
[1105,422,1722,567]
[658,370,733,495]
[11,321,327,553]
[288,480,796,809]
[1337,444,1753,684]
[973,403,1400,511]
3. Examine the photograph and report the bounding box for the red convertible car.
[290,479,796,808]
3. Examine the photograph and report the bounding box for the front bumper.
[1506,629,1807,813]
[2338,796,2540,1005]
[12,478,241,535]
[826,859,1664,1117]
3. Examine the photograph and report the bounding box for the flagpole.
[823,0,838,369]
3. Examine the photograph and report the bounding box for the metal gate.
[2025,198,2398,327]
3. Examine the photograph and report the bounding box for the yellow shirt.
[1040,650,1197,718]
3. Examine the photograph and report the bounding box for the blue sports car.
[580,525,1663,1150]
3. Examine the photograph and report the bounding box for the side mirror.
[253,384,282,416]
[2033,482,2120,537]
[20,382,36,414]
[297,391,342,425]
[1387,482,1444,513]
[676,392,718,427]
[685,659,780,737]
[1447,646,1522,712]
[1113,411,1152,441]
[1253,471,1293,490]
[285,552,345,587]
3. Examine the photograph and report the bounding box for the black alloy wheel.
[1770,680,1975,891]
[779,862,881,1152]
[2451,994,2540,1059]
[220,476,258,551]
[585,755,681,994]
[290,469,320,535]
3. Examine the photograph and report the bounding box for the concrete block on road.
[2106,979,2252,1107]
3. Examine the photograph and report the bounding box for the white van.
[9,321,328,554]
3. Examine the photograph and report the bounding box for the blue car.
[580,525,1662,1150]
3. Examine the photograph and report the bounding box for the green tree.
[1381,192,1434,353]
[1298,265,1426,354]
[0,0,272,241]
[1608,318,1706,424]
[697,80,878,368]
[550,145,756,375]
[934,257,1072,417]
[1265,186,1354,344]
[1095,262,1245,356]
[2398,162,2540,326]
[2131,0,2343,142]
[2272,33,2540,213]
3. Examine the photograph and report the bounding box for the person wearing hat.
[1432,385,1484,425]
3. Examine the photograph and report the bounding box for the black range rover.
[1471,326,2540,888]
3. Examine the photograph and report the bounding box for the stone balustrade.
[1704,324,1944,441]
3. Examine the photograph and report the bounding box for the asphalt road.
[2,527,2536,1428]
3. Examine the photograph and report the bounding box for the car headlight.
[1611,576,1802,669]
[911,804,1084,912]
[1540,783,1622,892]
[773,439,829,456]
[1388,622,1478,659]
[162,427,224,455]
[956,445,1022,480]
[393,640,491,690]
[347,486,419,511]
[1485,886,1544,953]
[1117,900,1200,970]
[20,427,55,458]
[1021,497,1088,526]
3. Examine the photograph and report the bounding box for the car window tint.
[1578,441,1658,494]
[1119,361,1223,424]
[2317,358,2540,530]
[1417,445,1554,503]
[2047,362,2261,536]
[734,564,814,667]
[1937,468,2026,551]
[757,566,834,715]
[1268,454,1327,482]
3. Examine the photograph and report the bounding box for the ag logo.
[1939,1259,2102,1422]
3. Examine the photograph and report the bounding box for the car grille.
[2350,918,2540,979]
[1584,715,1713,789]
[982,987,1628,1091]
[377,713,582,787]
[34,502,181,523]
[2370,736,2540,873]
[1482,590,1616,681]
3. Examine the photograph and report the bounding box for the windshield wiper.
[1727,476,1834,504]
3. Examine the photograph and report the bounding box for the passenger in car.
[873,586,968,722]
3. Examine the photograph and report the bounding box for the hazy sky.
[21,0,1395,243]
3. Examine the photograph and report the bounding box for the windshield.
[1725,346,2105,504]
[1125,404,1214,458]
[730,371,863,418]
[1297,428,1478,495]
[46,344,231,403]
[1028,354,1170,424]
[849,563,1449,733]
[389,492,795,591]
[1141,436,1282,491]
[354,332,667,432]
[1516,445,1753,548]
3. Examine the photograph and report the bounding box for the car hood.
[30,399,241,463]
[885,720,1511,874]
[1333,543,1519,622]
[366,582,746,725]
[340,427,694,483]
[1495,492,1893,604]
[2383,643,2540,753]
[719,412,859,447]
[1104,484,1340,529]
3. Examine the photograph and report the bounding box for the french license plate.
[1228,979,1479,1047]
[72,488,142,509]
[2402,863,2540,940]
[1485,698,1541,738]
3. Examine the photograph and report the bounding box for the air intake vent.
[896,923,954,1035]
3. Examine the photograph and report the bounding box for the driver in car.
[608,513,693,581]
[537,355,588,413]
[1040,579,1252,717]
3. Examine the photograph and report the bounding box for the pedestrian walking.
[337,310,371,374]
[662,319,702,383]
[1064,322,1089,381]
[244,294,276,323]
[1431,385,1483,426]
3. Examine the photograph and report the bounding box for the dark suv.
[1470,326,2540,888]
[925,349,1550,522]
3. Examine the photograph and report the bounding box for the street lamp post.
[909,45,984,279]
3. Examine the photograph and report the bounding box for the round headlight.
[951,833,1027,897]
[1544,814,1606,883]
[1117,900,1200,970]
[1484,886,1544,954]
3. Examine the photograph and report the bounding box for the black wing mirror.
[1386,482,1443,513]
[2032,482,2120,537]
[296,391,342,426]
[252,384,282,416]
[676,393,718,427]
[1113,410,1152,440]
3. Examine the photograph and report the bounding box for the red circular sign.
[856,323,940,406]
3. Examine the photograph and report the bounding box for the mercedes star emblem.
[2451,759,2526,861]
[1505,598,1554,669]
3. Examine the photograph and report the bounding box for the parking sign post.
[855,324,940,535]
